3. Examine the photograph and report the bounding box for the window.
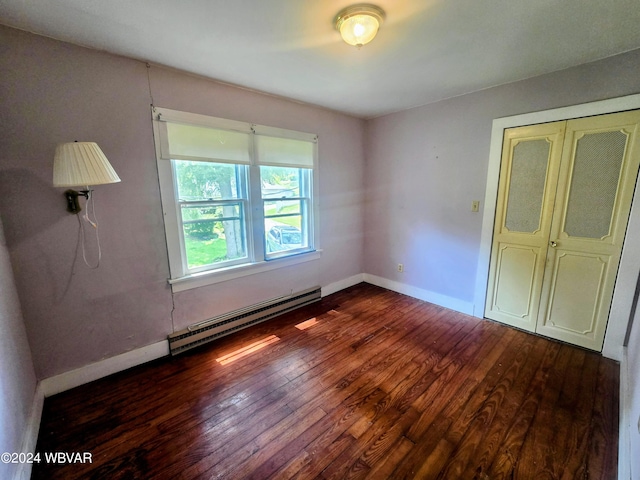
[152,108,318,288]
[177,161,248,271]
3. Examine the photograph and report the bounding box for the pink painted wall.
[0,25,365,379]
[0,217,37,480]
[149,67,366,330]
[2,18,639,397]
[364,49,640,306]
[363,50,640,475]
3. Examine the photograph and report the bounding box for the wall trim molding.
[40,340,170,398]
[37,273,474,400]
[38,274,369,399]
[321,273,365,297]
[363,274,474,315]
[619,347,631,480]
[20,273,629,480]
[13,383,44,480]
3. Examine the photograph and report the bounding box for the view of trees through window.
[175,162,309,268]
[175,161,245,268]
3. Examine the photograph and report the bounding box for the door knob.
[550,240,557,247]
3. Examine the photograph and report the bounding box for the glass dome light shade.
[335,4,385,47]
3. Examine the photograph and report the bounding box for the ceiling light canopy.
[335,4,385,48]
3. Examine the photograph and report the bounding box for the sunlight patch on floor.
[216,335,280,365]
[295,318,318,330]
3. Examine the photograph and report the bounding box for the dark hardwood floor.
[33,283,618,479]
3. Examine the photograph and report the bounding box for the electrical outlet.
[398,263,404,272]
[472,200,480,212]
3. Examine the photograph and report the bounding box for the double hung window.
[152,108,318,288]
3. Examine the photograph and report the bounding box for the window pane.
[181,204,246,269]
[264,200,306,254]
[261,166,311,256]
[175,161,242,201]
[265,217,305,254]
[260,166,301,198]
[264,200,301,222]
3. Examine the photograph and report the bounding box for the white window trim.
[151,107,321,292]
[169,250,323,293]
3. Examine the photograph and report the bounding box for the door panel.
[491,244,540,318]
[504,139,552,233]
[539,251,607,338]
[562,130,628,240]
[536,110,640,350]
[485,122,566,331]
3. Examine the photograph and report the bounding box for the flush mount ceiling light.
[335,4,385,48]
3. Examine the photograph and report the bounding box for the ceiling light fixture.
[335,4,385,48]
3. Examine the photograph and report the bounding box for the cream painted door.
[536,111,640,350]
[485,121,566,332]
[486,110,640,351]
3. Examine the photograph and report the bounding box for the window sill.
[168,250,322,293]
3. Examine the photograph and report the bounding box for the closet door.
[536,110,640,350]
[485,122,566,331]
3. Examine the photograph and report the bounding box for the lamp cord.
[77,192,102,269]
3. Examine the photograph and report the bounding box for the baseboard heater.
[168,286,322,355]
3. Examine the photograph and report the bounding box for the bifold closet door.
[536,110,640,350]
[485,121,566,332]
[486,110,640,351]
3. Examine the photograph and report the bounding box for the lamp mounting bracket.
[63,189,91,214]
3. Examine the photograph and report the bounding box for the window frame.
[261,165,313,260]
[175,162,249,273]
[152,107,320,291]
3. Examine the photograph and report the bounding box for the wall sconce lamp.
[335,4,385,48]
[53,142,121,214]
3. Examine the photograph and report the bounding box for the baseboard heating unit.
[168,286,322,355]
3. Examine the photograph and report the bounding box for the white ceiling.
[1,0,640,118]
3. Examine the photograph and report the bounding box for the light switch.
[472,200,480,212]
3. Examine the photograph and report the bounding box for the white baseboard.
[13,383,45,480]
[13,277,361,479]
[12,341,168,479]
[321,274,365,297]
[603,342,625,362]
[619,347,631,480]
[19,274,629,480]
[40,340,169,397]
[20,272,469,478]
[38,274,471,399]
[33,274,363,400]
[33,275,365,400]
[38,273,368,399]
[363,274,475,315]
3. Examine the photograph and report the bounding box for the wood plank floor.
[33,283,619,479]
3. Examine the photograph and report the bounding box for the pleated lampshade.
[53,142,121,187]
